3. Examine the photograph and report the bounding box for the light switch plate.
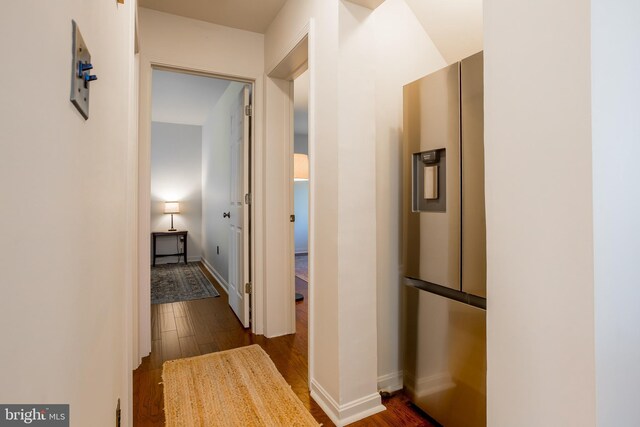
[70,20,91,120]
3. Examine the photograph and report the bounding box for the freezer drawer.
[404,282,486,427]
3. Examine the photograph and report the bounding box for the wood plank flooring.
[133,262,434,426]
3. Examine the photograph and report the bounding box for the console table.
[151,230,188,266]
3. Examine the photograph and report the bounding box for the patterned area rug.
[151,263,220,305]
[295,254,308,283]
[163,345,319,427]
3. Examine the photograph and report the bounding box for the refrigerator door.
[403,63,461,291]
[404,284,486,427]
[461,51,486,298]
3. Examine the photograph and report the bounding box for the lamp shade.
[294,154,309,181]
[164,201,180,214]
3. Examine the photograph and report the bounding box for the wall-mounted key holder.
[70,20,97,120]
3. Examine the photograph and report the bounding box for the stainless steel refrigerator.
[402,51,486,427]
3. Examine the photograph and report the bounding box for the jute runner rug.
[162,344,320,426]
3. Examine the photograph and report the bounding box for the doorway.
[292,69,310,313]
[264,30,314,391]
[147,67,253,350]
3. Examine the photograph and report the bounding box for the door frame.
[266,21,314,388]
[137,62,259,360]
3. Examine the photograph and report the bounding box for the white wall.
[404,0,483,64]
[265,0,354,420]
[138,8,265,356]
[202,83,245,287]
[371,0,447,393]
[484,0,596,424]
[336,0,381,409]
[150,122,203,263]
[294,133,309,253]
[264,0,447,423]
[0,1,136,425]
[592,0,640,424]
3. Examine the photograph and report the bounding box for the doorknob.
[223,212,230,218]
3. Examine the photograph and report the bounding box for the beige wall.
[0,1,136,425]
[484,0,596,424]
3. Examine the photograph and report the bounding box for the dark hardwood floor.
[133,262,434,426]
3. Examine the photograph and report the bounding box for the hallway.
[133,263,434,426]
[133,263,317,425]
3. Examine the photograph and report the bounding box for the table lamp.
[164,201,180,231]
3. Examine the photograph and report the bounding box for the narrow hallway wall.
[0,1,136,425]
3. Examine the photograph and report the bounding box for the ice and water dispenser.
[412,148,446,212]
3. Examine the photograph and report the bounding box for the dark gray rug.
[151,263,220,305]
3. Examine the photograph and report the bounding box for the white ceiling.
[138,0,288,33]
[152,70,231,126]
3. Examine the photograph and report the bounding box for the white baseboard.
[310,379,385,426]
[377,371,403,393]
[201,258,229,295]
[153,255,201,265]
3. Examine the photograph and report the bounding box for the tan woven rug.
[162,344,320,427]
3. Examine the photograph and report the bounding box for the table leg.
[184,235,188,265]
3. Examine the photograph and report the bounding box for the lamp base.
[167,213,177,232]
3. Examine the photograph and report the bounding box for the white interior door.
[228,85,251,327]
